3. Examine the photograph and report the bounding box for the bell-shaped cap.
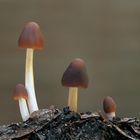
[61,58,89,88]
[14,84,28,100]
[103,96,116,113]
[18,22,44,49]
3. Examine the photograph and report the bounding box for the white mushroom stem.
[25,48,39,114]
[18,98,30,121]
[106,112,116,121]
[68,87,78,112]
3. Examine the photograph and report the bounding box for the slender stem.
[106,112,116,120]
[19,98,30,121]
[68,87,78,112]
[25,48,39,114]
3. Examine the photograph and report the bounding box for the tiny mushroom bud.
[103,96,116,120]
[18,22,44,114]
[61,58,89,112]
[14,84,30,121]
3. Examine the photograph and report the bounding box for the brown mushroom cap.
[18,22,44,49]
[103,96,116,113]
[61,58,89,88]
[14,84,28,100]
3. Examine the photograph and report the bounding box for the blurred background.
[0,0,140,124]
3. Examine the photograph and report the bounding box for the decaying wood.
[0,106,140,140]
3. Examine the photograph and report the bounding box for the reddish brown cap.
[14,84,28,100]
[103,96,116,113]
[61,58,89,88]
[18,22,44,49]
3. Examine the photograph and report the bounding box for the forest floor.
[0,106,140,140]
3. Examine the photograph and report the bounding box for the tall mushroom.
[14,84,30,121]
[18,22,44,114]
[61,58,89,112]
[103,96,116,120]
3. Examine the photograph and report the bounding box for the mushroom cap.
[103,96,116,113]
[18,22,44,49]
[61,58,89,88]
[14,84,28,100]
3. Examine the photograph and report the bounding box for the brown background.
[0,0,140,124]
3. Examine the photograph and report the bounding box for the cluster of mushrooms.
[13,22,116,122]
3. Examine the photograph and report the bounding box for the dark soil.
[0,106,140,140]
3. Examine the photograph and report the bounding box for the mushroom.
[103,96,116,120]
[14,84,30,121]
[18,22,44,113]
[61,58,89,112]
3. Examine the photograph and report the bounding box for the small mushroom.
[103,96,116,120]
[14,84,30,121]
[62,58,89,112]
[18,22,44,113]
